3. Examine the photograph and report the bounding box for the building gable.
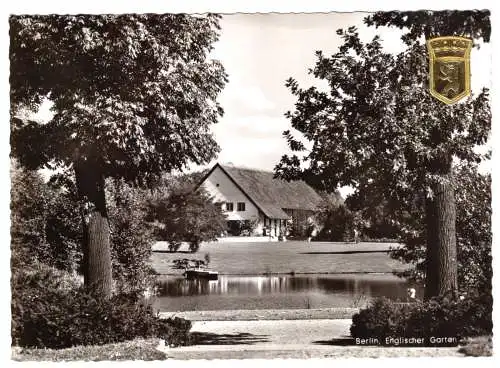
[197,163,323,220]
[199,165,261,221]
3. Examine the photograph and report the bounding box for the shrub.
[388,163,492,292]
[408,293,492,338]
[11,263,82,347]
[11,163,84,274]
[315,204,355,241]
[350,298,410,339]
[172,258,207,271]
[12,166,157,294]
[107,179,157,294]
[350,293,493,343]
[227,219,258,236]
[44,186,83,273]
[11,264,191,349]
[148,185,226,253]
[10,161,51,270]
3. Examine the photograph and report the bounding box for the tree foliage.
[275,12,491,295]
[313,191,354,241]
[315,205,354,242]
[148,183,226,252]
[44,183,83,273]
[10,160,50,270]
[10,14,227,182]
[11,162,160,289]
[227,219,259,236]
[392,162,491,291]
[107,180,157,293]
[347,198,400,240]
[276,27,489,245]
[11,161,82,272]
[276,27,489,197]
[10,14,227,296]
[455,165,491,290]
[365,10,491,46]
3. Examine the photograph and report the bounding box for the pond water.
[153,274,420,312]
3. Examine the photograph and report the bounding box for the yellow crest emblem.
[427,36,472,105]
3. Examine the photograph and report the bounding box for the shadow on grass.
[313,336,356,346]
[153,250,195,254]
[191,332,270,345]
[300,250,389,255]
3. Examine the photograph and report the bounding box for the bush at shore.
[350,293,492,343]
[11,263,192,349]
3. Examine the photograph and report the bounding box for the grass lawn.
[11,339,166,361]
[151,240,408,275]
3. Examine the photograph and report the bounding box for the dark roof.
[207,164,323,220]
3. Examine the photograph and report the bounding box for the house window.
[237,202,246,211]
[226,202,234,211]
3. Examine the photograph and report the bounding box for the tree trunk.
[425,165,458,299]
[424,197,438,298]
[74,152,112,299]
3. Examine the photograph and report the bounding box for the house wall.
[262,216,288,238]
[255,212,265,236]
[201,166,261,225]
[201,166,316,238]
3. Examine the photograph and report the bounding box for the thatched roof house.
[198,163,323,237]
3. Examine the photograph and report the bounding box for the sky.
[196,13,491,175]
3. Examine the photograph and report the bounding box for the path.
[160,319,464,359]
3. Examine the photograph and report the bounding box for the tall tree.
[365,10,491,298]
[275,11,490,298]
[390,161,492,292]
[10,14,227,298]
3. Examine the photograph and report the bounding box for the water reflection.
[156,274,413,299]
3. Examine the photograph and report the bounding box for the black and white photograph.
[6,1,495,362]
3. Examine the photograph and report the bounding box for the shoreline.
[160,307,360,321]
[155,271,401,276]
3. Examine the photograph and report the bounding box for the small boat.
[184,267,219,280]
